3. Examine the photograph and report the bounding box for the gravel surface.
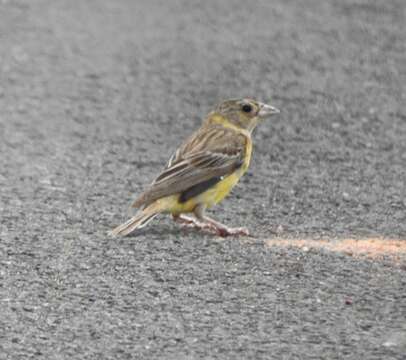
[1,0,405,359]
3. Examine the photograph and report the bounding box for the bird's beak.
[258,103,280,117]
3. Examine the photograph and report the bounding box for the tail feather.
[110,208,159,237]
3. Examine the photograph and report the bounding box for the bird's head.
[210,98,280,132]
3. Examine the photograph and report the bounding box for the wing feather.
[132,125,247,208]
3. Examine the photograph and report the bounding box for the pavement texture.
[1,0,406,359]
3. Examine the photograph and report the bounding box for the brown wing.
[132,125,247,208]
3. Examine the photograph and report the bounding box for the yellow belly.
[165,171,242,214]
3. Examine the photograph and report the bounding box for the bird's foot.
[173,214,249,237]
[199,219,249,237]
[210,224,250,237]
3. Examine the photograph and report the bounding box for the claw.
[215,226,250,237]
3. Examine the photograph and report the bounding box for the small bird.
[111,98,280,237]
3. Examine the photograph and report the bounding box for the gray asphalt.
[1,0,406,359]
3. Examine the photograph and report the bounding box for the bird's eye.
[241,103,252,113]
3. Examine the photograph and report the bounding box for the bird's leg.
[202,217,250,237]
[193,205,249,237]
[172,213,223,233]
[172,214,205,228]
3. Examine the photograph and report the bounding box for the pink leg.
[172,214,202,227]
[193,205,250,237]
[172,214,214,232]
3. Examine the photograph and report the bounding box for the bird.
[110,98,280,237]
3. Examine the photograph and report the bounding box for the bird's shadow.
[114,224,258,242]
[106,216,258,241]
[129,224,187,238]
[109,223,204,240]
